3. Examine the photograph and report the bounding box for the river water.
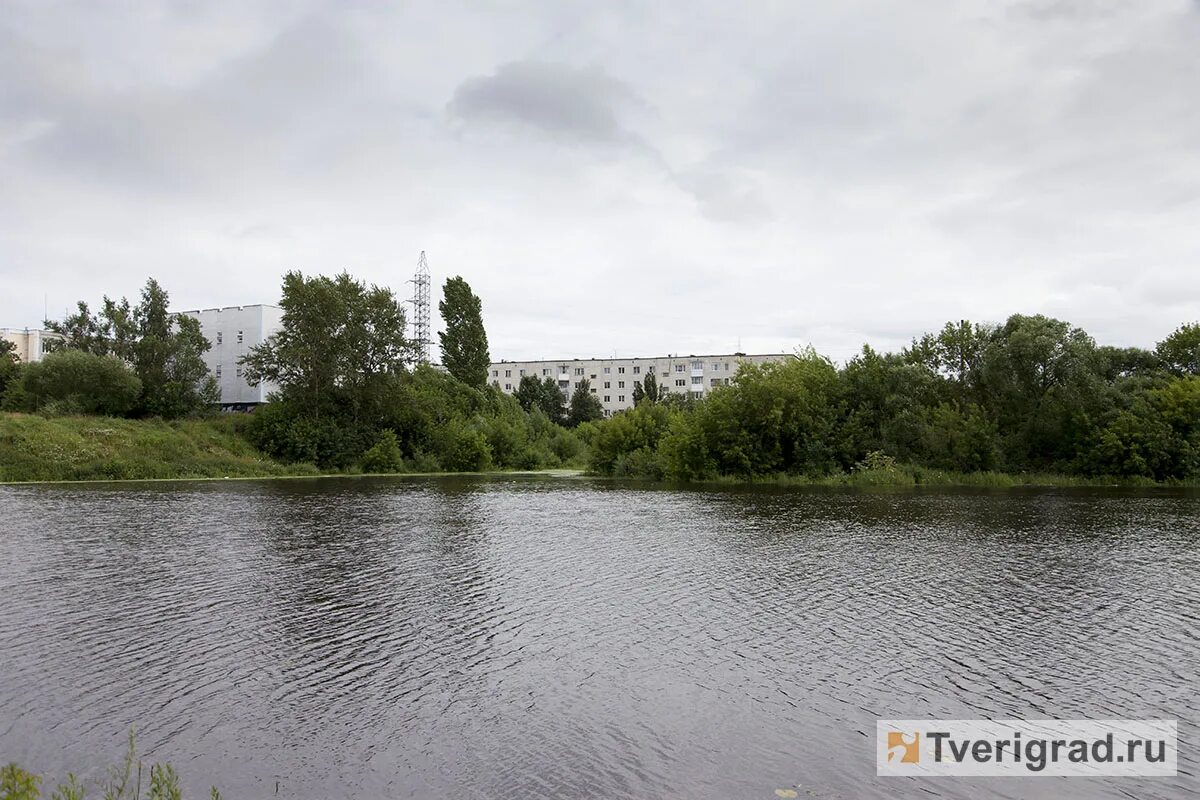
[1,477,1197,799]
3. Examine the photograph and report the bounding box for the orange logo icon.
[887,731,920,763]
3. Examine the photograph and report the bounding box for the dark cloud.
[448,61,640,143]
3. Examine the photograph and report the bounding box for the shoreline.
[3,413,1196,490]
[5,468,1197,490]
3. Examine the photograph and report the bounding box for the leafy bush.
[361,429,404,473]
[14,350,142,417]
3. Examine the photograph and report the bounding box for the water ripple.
[1,479,1197,799]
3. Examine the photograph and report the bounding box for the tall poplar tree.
[438,276,490,389]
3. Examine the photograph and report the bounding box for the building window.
[618,381,625,388]
[604,395,610,402]
[237,331,244,344]
[724,363,731,371]
[710,378,720,386]
[618,395,625,402]
[604,381,610,388]
[520,369,525,376]
[711,363,720,371]
[675,364,684,372]
[590,373,597,379]
[542,368,549,376]
[235,366,243,378]
[216,332,222,345]
[648,366,655,374]
[505,383,512,391]
[691,360,702,370]
[590,388,597,394]
[692,376,702,385]
[604,366,611,374]
[505,369,511,377]
[633,366,640,374]
[618,366,625,374]
[575,367,584,375]
[492,369,499,377]
[574,382,581,389]
[675,379,686,386]
[215,366,222,379]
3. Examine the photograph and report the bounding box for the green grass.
[0,412,317,482]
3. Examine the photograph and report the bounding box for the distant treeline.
[581,316,1200,482]
[0,272,591,475]
[4,273,1197,483]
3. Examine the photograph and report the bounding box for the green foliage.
[1,764,41,800]
[514,374,565,424]
[838,344,940,465]
[662,350,842,479]
[0,339,19,397]
[13,350,142,416]
[361,429,404,473]
[582,316,1200,484]
[0,412,314,481]
[631,372,664,406]
[3,731,223,800]
[435,417,493,472]
[45,278,217,418]
[1155,322,1200,376]
[49,775,84,800]
[241,270,411,421]
[567,379,604,427]
[589,402,675,476]
[148,764,181,800]
[237,271,578,474]
[920,402,1000,472]
[438,276,490,389]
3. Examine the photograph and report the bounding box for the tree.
[660,349,842,479]
[568,378,604,427]
[45,278,216,417]
[1155,323,1200,376]
[837,344,941,465]
[632,372,664,406]
[979,314,1101,469]
[0,339,18,397]
[515,374,545,412]
[241,271,410,421]
[538,376,566,424]
[438,276,490,389]
[132,279,218,417]
[906,320,994,407]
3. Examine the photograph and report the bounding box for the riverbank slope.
[0,412,311,482]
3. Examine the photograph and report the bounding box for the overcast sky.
[2,1,1198,362]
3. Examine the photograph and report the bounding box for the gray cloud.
[449,60,640,144]
[1,1,1198,364]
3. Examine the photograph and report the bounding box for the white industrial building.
[489,352,795,415]
[0,328,63,363]
[176,305,283,410]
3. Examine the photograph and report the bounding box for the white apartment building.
[0,328,63,363]
[489,352,795,416]
[176,305,283,409]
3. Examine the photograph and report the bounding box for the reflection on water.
[1,477,1197,799]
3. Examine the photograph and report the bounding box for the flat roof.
[491,353,794,364]
[174,304,282,314]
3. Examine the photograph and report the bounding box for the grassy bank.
[0,412,316,482]
[2,412,1193,488]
